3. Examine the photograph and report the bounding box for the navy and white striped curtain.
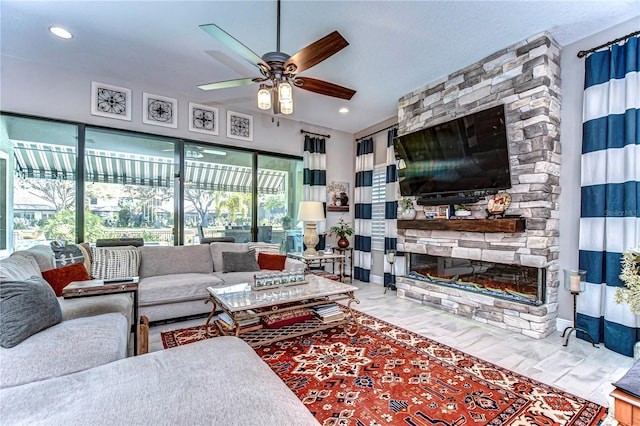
[384,127,401,289]
[303,135,327,248]
[577,36,639,357]
[354,138,374,282]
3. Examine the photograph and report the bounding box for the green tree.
[17,177,75,210]
[44,208,105,242]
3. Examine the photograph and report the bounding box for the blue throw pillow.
[0,276,63,348]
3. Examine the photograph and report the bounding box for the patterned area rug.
[162,311,606,426]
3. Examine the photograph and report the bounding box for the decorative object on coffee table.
[297,201,325,256]
[561,269,598,347]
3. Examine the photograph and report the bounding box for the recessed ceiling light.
[339,107,349,114]
[49,26,73,39]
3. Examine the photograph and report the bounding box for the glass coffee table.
[204,274,360,347]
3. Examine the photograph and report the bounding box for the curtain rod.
[577,30,639,58]
[300,129,331,139]
[356,123,398,142]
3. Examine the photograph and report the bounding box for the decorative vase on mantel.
[337,237,350,248]
[401,208,417,220]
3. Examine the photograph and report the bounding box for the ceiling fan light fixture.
[257,85,271,110]
[280,98,293,115]
[278,81,293,103]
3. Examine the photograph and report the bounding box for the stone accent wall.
[395,32,561,338]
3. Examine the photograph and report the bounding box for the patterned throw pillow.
[247,242,281,258]
[51,242,92,275]
[90,247,140,279]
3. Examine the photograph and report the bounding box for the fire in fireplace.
[406,253,545,306]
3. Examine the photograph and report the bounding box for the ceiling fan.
[197,0,356,115]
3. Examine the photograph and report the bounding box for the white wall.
[557,17,639,322]
[0,55,356,238]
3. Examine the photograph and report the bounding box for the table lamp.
[297,201,325,256]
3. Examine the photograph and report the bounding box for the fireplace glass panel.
[408,253,545,305]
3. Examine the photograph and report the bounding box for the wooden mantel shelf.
[397,218,526,233]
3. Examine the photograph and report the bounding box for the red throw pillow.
[41,262,91,297]
[257,252,287,270]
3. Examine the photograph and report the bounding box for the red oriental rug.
[162,311,606,426]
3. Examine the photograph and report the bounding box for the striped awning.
[13,141,286,194]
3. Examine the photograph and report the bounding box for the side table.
[287,252,346,282]
[63,278,142,355]
[332,246,353,283]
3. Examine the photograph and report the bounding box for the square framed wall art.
[142,92,178,128]
[188,103,219,136]
[327,181,350,212]
[90,81,132,121]
[226,110,253,142]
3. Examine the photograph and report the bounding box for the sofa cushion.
[138,273,224,307]
[222,250,260,273]
[210,242,248,272]
[52,242,92,275]
[0,253,42,281]
[0,313,128,389]
[0,276,63,348]
[91,247,140,279]
[42,262,91,296]
[139,245,213,278]
[613,359,640,399]
[12,245,55,271]
[258,252,287,270]
[0,337,320,425]
[248,242,282,257]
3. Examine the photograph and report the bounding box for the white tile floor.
[148,280,635,410]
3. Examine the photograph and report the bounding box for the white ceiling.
[1,1,638,134]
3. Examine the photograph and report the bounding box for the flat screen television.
[394,104,511,203]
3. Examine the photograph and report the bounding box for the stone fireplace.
[407,253,545,306]
[395,32,561,338]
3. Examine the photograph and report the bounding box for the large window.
[1,113,303,252]
[1,115,78,251]
[183,143,253,244]
[257,154,303,251]
[84,128,176,245]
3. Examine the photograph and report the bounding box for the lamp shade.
[297,201,325,222]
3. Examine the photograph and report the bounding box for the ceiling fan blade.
[200,24,270,73]
[284,31,349,75]
[198,77,261,91]
[294,77,356,100]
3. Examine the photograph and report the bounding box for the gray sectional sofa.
[0,242,317,425]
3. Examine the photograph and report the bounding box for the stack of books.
[313,303,345,323]
[217,311,261,332]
